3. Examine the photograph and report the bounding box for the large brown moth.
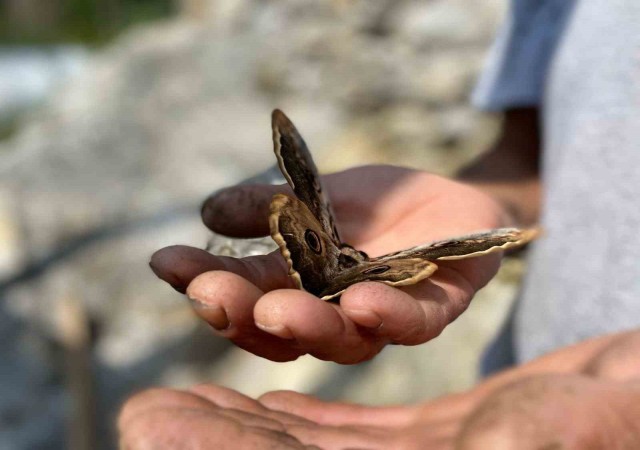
[268,109,539,301]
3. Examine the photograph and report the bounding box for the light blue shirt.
[472,0,575,111]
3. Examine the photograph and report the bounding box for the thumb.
[201,183,292,238]
[150,245,294,293]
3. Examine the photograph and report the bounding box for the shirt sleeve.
[471,0,576,111]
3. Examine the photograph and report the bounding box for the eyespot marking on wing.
[363,265,390,275]
[304,229,322,254]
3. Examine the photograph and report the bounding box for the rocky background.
[0,0,518,448]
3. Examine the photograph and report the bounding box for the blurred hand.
[150,165,511,363]
[118,331,640,449]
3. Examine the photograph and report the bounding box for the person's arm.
[458,0,578,226]
[118,329,640,449]
[458,107,541,226]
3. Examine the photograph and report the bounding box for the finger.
[201,184,292,237]
[190,384,316,427]
[436,253,502,292]
[253,289,385,364]
[283,422,392,450]
[119,388,216,428]
[340,257,497,346]
[121,411,306,450]
[189,384,268,413]
[150,245,293,293]
[259,392,396,449]
[417,391,480,424]
[187,271,304,362]
[340,282,431,344]
[259,390,418,428]
[119,389,306,450]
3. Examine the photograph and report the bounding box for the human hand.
[118,331,640,449]
[151,165,512,363]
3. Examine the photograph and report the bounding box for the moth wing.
[269,194,341,297]
[318,256,438,301]
[380,228,540,261]
[271,109,341,244]
[318,227,538,300]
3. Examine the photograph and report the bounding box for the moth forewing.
[271,109,342,245]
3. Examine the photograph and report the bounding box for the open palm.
[151,165,511,363]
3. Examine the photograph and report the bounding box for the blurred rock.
[0,191,24,278]
[415,51,485,103]
[0,46,89,123]
[389,0,506,45]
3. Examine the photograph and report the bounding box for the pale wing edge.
[269,194,304,291]
[436,227,541,261]
[272,121,297,191]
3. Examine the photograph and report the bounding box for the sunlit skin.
[119,330,640,449]
[150,166,508,363]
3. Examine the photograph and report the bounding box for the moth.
[268,109,539,301]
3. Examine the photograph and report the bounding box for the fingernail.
[188,297,230,330]
[342,309,383,329]
[255,322,295,339]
